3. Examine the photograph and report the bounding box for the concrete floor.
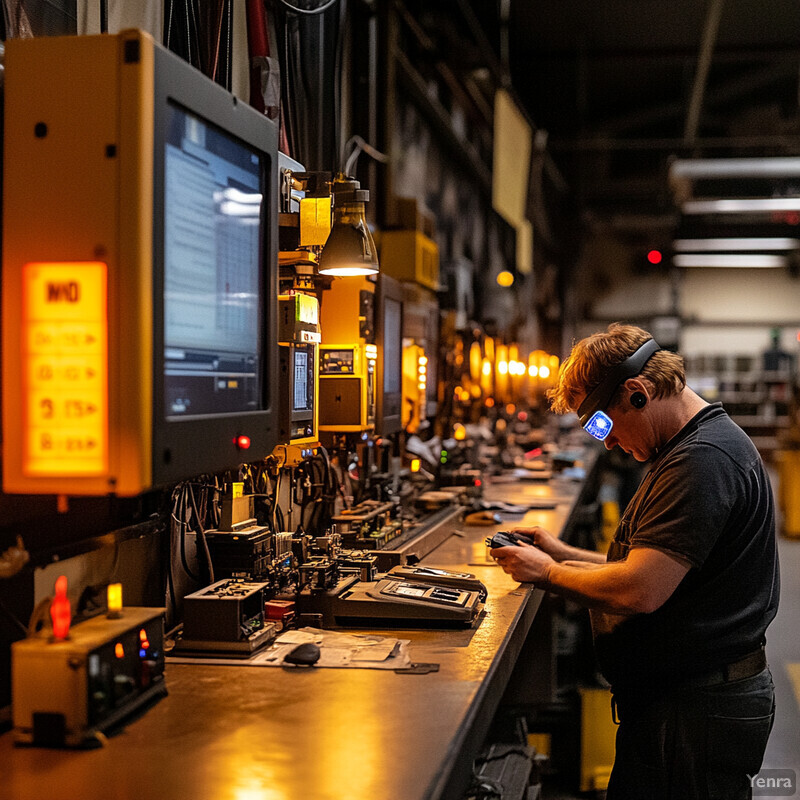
[763,533,800,775]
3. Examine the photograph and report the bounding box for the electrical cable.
[173,485,201,581]
[188,484,215,584]
[343,133,389,176]
[0,598,28,637]
[275,0,339,18]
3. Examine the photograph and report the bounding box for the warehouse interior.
[0,2,799,799]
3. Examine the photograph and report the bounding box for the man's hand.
[509,526,572,562]
[490,540,556,584]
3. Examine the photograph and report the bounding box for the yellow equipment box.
[2,30,280,496]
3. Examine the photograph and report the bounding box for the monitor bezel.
[151,46,279,485]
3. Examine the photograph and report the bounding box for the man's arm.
[491,543,690,615]
[512,526,607,564]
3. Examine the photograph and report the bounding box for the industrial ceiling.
[431,0,800,254]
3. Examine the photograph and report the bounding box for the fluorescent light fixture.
[673,238,800,251]
[682,198,800,214]
[670,157,800,180]
[673,254,787,268]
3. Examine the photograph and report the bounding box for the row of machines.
[174,487,487,657]
[3,31,491,747]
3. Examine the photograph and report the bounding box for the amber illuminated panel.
[22,262,108,476]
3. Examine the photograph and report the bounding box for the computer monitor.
[376,275,404,435]
[155,86,279,482]
[2,30,279,495]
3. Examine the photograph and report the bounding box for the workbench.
[0,464,596,800]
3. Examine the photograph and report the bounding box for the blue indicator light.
[584,410,613,441]
[139,648,147,658]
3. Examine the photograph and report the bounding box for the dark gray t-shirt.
[594,403,780,697]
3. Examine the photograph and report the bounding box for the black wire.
[275,0,339,17]
[175,485,201,581]
[0,598,28,637]
[188,484,215,584]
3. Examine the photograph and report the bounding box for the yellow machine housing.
[12,607,166,747]
[277,293,320,447]
[1,30,280,495]
[400,283,439,431]
[318,276,377,432]
[402,341,428,433]
[379,229,440,293]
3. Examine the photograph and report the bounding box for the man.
[491,323,779,800]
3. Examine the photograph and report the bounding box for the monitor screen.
[376,275,403,435]
[383,297,402,398]
[293,344,314,415]
[163,102,264,418]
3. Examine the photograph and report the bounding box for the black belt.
[682,648,767,688]
[611,649,768,724]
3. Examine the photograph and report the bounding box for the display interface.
[383,297,403,417]
[383,297,402,395]
[164,102,264,417]
[293,345,314,414]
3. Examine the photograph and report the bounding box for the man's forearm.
[542,561,640,613]
[559,544,607,564]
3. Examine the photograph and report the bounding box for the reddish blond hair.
[548,323,686,414]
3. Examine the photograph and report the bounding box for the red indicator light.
[647,250,663,265]
[475,478,483,487]
[50,575,71,640]
[234,435,251,450]
[518,411,528,422]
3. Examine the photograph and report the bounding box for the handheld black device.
[485,531,533,549]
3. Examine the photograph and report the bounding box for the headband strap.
[577,339,660,423]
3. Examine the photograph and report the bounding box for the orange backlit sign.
[22,262,108,476]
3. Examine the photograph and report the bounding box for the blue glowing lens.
[584,410,613,441]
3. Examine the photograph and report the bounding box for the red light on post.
[234,435,251,450]
[647,249,663,265]
[50,575,71,640]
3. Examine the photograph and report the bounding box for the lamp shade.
[318,176,379,276]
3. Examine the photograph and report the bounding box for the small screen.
[383,297,402,395]
[163,102,264,417]
[293,346,313,413]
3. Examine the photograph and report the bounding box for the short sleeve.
[629,445,743,569]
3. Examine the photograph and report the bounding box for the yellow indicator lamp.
[497,270,515,287]
[454,424,467,441]
[410,458,421,473]
[469,342,482,381]
[114,642,124,659]
[107,582,123,618]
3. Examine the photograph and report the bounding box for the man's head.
[548,324,687,455]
